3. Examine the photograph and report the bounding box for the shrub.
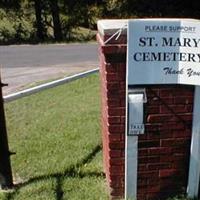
[14,17,34,41]
[0,17,16,43]
[0,8,35,44]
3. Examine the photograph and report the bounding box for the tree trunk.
[49,0,63,41]
[34,0,45,41]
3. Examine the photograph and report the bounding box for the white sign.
[127,19,200,85]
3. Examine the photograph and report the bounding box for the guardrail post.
[0,76,13,189]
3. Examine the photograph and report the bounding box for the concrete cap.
[97,19,128,36]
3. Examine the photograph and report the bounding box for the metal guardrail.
[3,68,99,103]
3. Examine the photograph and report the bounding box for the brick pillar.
[97,19,194,200]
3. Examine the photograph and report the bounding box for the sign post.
[125,90,146,199]
[126,18,200,199]
[0,76,13,189]
[187,86,200,198]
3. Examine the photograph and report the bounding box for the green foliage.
[104,0,126,17]
[0,8,34,44]
[87,4,104,29]
[0,0,200,44]
[167,194,193,200]
[14,17,34,41]
[0,17,16,43]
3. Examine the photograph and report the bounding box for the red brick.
[120,81,126,90]
[146,88,160,96]
[108,116,121,124]
[110,189,124,197]
[145,123,161,131]
[159,122,186,131]
[159,169,177,178]
[146,178,160,186]
[148,147,172,155]
[147,163,171,170]
[107,90,120,98]
[149,97,174,105]
[160,105,193,114]
[148,106,160,114]
[138,178,148,186]
[138,171,159,178]
[160,138,190,147]
[174,96,194,104]
[172,88,194,96]
[138,149,148,156]
[160,155,173,162]
[173,130,191,138]
[138,140,160,148]
[172,159,189,169]
[177,113,192,121]
[109,150,121,158]
[120,98,126,106]
[108,125,125,134]
[147,185,160,193]
[139,156,160,164]
[110,158,125,165]
[109,141,125,149]
[146,131,160,140]
[119,90,126,97]
[110,166,124,175]
[106,73,118,81]
[108,134,121,142]
[107,82,120,90]
[110,180,124,187]
[138,164,148,171]
[146,193,157,200]
[147,114,176,123]
[120,116,126,124]
[108,107,125,116]
[172,146,190,154]
[109,175,124,185]
[107,99,121,107]
[139,134,147,140]
[137,194,147,200]
[105,63,117,73]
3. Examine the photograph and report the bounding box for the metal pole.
[0,77,13,189]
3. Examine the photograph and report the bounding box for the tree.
[33,0,63,41]
[0,0,20,9]
[33,0,46,40]
[48,0,62,41]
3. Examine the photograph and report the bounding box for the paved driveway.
[0,43,99,95]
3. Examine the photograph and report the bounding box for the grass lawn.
[1,74,109,200]
[0,73,196,200]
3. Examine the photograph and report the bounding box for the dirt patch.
[2,62,98,95]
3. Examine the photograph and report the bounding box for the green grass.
[1,74,109,200]
[0,73,197,200]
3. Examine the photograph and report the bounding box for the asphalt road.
[0,43,99,95]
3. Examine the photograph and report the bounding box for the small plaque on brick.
[129,123,145,135]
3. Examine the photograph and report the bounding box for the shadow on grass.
[5,144,104,200]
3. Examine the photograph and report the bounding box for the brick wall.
[97,23,194,200]
[138,86,193,200]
